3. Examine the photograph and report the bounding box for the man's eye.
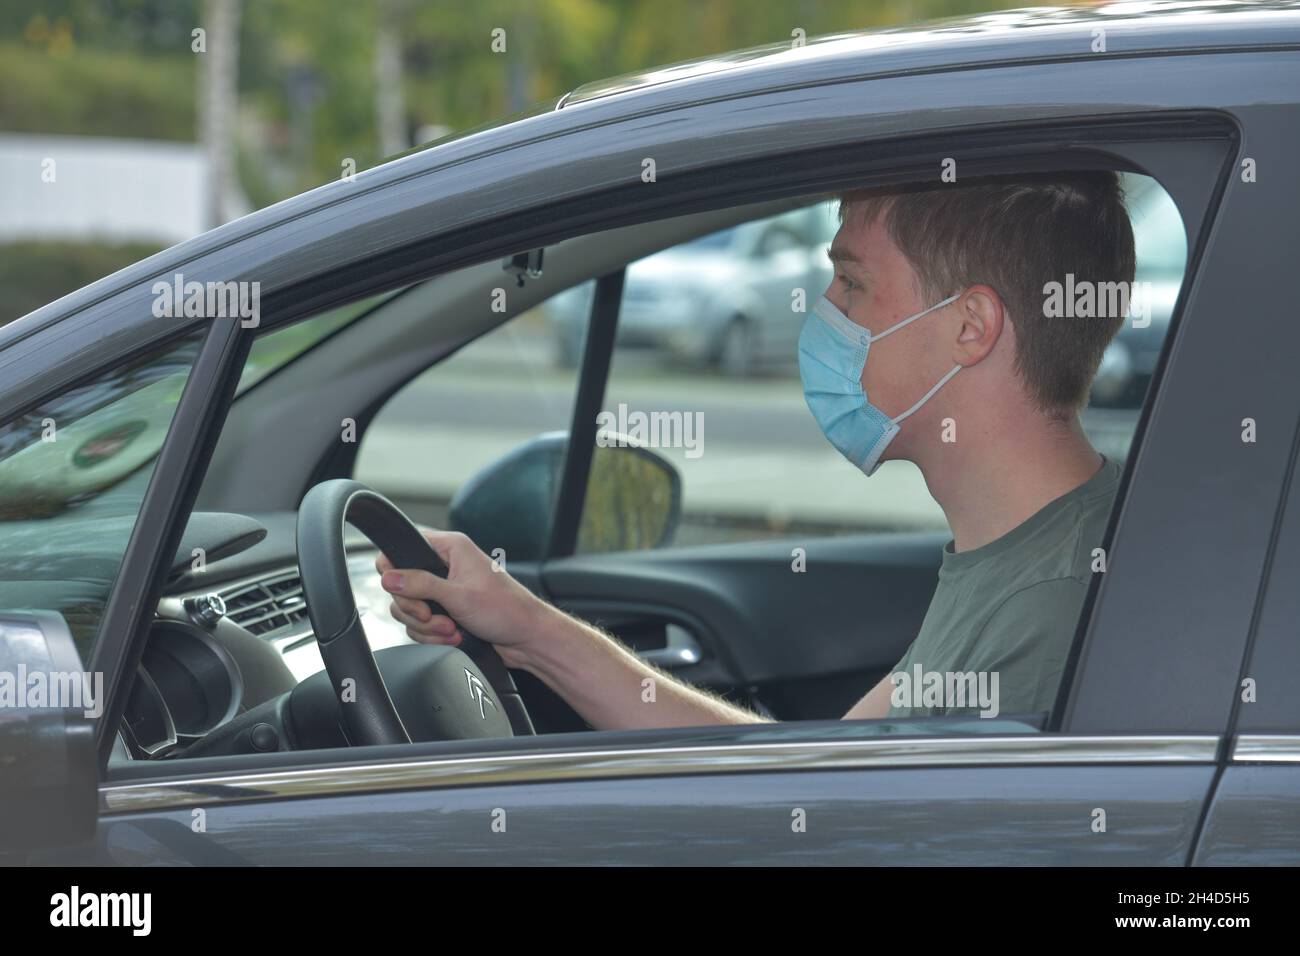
[838,274,858,292]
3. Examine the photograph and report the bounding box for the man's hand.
[375,529,548,670]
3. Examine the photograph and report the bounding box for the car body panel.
[73,763,1213,866]
[39,723,1217,866]
[1194,750,1300,866]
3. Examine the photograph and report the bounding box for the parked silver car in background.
[546,203,836,376]
[1091,172,1186,407]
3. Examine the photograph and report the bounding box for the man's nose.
[828,293,860,323]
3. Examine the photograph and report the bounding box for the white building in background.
[0,132,240,245]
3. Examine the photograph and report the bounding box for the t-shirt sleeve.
[962,576,1090,718]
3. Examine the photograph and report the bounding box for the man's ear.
[952,285,1005,367]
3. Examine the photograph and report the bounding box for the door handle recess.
[636,624,703,668]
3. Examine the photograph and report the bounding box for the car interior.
[0,169,1186,772]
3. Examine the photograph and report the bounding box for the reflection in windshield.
[0,342,198,519]
[0,335,202,655]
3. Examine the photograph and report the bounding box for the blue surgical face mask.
[798,292,961,476]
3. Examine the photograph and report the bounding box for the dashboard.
[181,551,412,684]
[114,512,415,761]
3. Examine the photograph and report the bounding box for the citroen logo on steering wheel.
[465,668,497,720]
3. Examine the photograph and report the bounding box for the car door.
[1193,438,1300,866]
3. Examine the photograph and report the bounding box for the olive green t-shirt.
[886,457,1122,720]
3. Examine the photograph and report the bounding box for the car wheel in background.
[717,316,759,378]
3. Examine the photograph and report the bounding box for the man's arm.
[515,602,772,730]
[378,530,770,731]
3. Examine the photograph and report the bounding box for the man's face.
[823,211,957,438]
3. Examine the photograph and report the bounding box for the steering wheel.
[295,479,534,745]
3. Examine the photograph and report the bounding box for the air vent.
[219,570,310,636]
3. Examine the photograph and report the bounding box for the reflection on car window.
[0,335,202,656]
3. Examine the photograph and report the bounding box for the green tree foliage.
[2,0,1031,198]
[0,0,1031,320]
[0,240,163,322]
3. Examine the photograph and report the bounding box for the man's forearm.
[507,602,770,731]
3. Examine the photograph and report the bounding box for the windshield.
[0,335,203,655]
[237,289,404,395]
[0,290,399,656]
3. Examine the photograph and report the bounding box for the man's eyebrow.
[827,245,865,265]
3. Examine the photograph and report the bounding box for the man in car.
[378,171,1133,726]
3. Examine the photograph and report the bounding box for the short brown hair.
[838,171,1136,414]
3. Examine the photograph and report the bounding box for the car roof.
[559,1,1300,108]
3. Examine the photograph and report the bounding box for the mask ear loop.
[867,293,961,344]
[867,292,963,424]
[892,364,962,424]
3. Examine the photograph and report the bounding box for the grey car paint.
[1196,759,1300,866]
[5,3,1300,864]
[89,764,1214,866]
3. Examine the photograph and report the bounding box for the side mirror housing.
[0,610,99,852]
[449,431,681,561]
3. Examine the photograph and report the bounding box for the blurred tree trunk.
[375,0,407,157]
[507,6,535,114]
[200,0,241,228]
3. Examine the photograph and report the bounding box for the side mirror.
[0,610,98,852]
[448,431,681,561]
